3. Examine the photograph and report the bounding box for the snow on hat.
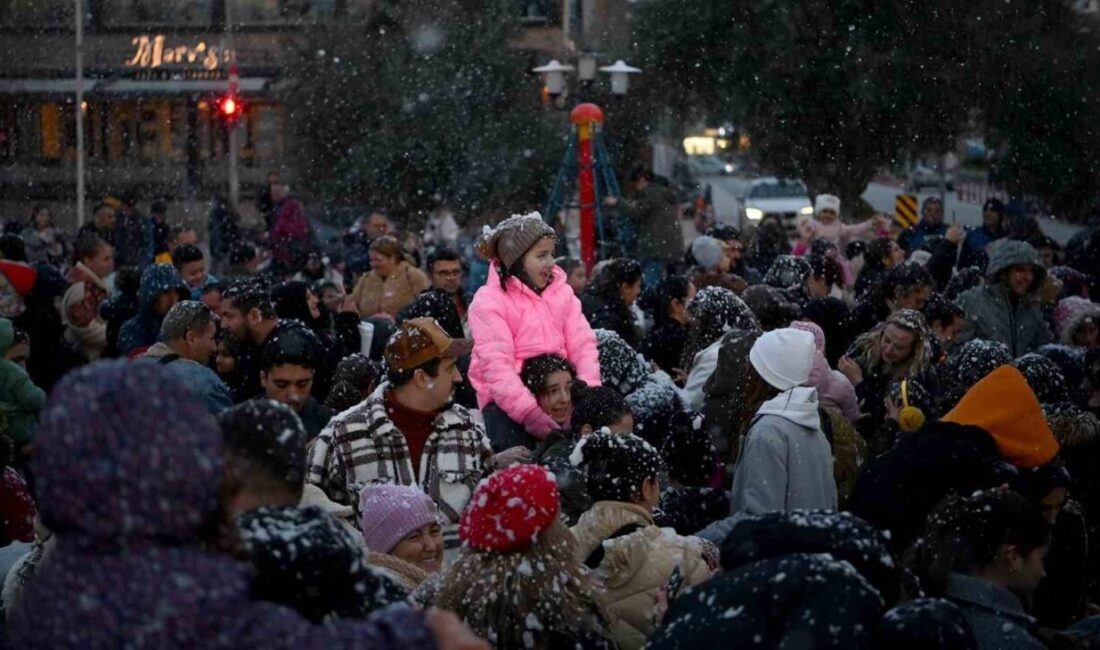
[571,431,663,503]
[749,327,815,390]
[1054,296,1100,345]
[238,505,407,622]
[359,484,440,554]
[815,194,841,215]
[691,235,726,270]
[475,211,556,270]
[459,464,560,553]
[1013,353,1069,406]
[942,364,1059,467]
[942,339,1013,409]
[764,255,811,290]
[595,328,651,395]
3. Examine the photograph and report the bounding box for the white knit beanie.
[749,328,815,390]
[814,194,841,215]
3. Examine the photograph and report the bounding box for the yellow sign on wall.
[125,35,235,71]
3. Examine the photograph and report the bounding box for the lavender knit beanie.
[358,484,440,553]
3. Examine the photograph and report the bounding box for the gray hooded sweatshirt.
[729,386,838,515]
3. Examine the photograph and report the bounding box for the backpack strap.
[156,353,181,365]
[584,522,645,569]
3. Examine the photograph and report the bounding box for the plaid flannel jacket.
[305,383,494,547]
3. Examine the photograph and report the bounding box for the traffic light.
[216,94,244,126]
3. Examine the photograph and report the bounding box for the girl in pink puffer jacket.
[468,213,601,448]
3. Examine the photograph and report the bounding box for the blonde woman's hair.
[434,519,613,649]
[850,309,933,381]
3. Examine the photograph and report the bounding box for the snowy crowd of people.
[0,169,1098,649]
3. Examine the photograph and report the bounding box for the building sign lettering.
[125,35,235,71]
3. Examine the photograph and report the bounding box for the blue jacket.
[117,264,189,357]
[143,343,233,415]
[959,225,1004,269]
[899,219,949,252]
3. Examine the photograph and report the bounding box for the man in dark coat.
[113,194,147,269]
[612,165,683,288]
[259,324,334,440]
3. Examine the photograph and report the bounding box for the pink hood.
[468,263,601,437]
[791,320,860,422]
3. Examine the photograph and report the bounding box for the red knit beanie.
[0,261,37,297]
[459,464,560,553]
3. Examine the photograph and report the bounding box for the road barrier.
[894,194,918,229]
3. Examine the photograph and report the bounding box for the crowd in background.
[0,164,1098,648]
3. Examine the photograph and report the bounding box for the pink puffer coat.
[468,263,601,437]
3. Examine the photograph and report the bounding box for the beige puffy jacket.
[571,501,713,650]
[351,260,430,318]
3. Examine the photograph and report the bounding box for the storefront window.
[2,96,284,171]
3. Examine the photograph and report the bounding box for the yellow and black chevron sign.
[894,194,919,229]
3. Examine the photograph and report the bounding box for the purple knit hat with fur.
[358,484,440,553]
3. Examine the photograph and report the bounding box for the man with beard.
[219,279,288,401]
[305,318,499,552]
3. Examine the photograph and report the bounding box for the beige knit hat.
[475,211,556,269]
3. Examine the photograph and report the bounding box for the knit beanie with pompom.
[475,212,556,270]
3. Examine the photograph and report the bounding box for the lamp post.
[74,0,85,227]
[534,55,640,270]
[598,60,642,96]
[531,59,574,97]
[531,55,641,105]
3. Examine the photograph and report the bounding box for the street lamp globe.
[532,59,575,96]
[598,60,641,95]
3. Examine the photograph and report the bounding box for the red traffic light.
[216,94,244,124]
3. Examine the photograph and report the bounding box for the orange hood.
[942,364,1059,468]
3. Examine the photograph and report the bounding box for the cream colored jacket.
[571,501,713,649]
